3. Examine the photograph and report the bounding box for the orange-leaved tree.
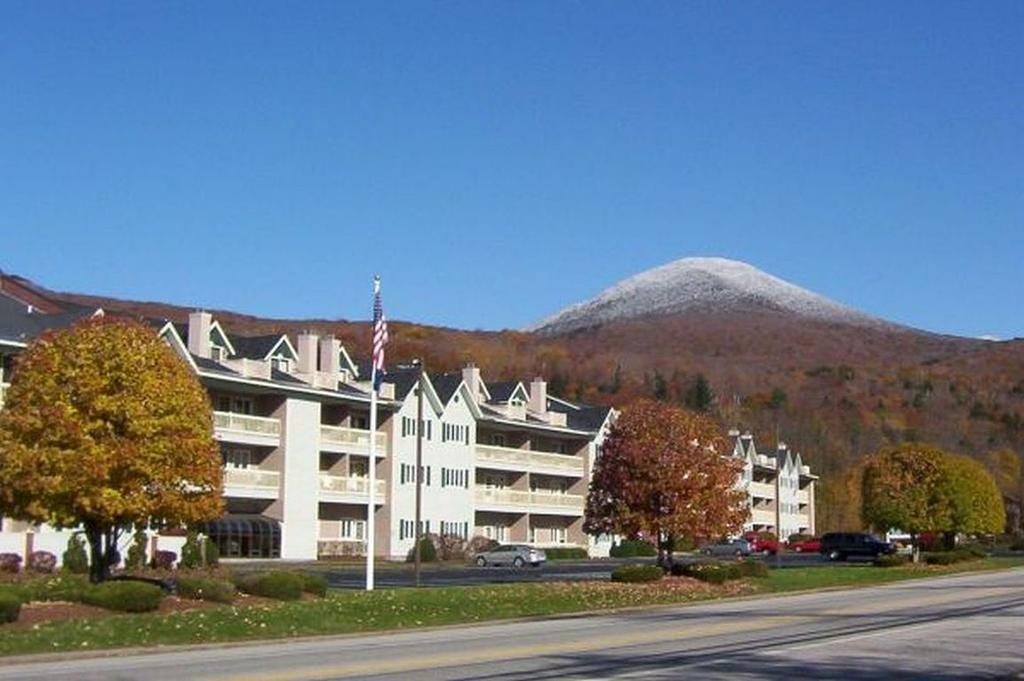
[584,399,747,566]
[0,318,223,582]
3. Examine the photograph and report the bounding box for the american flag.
[371,276,389,392]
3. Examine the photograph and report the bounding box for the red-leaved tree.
[585,399,748,566]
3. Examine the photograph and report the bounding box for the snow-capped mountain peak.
[529,257,884,334]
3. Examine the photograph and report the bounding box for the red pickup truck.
[743,531,780,555]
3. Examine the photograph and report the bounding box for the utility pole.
[774,455,782,569]
[414,358,425,587]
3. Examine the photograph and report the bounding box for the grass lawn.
[0,556,1021,658]
[756,556,1024,593]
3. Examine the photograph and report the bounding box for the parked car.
[474,544,546,568]
[787,536,822,553]
[699,538,752,558]
[743,531,780,555]
[819,532,895,561]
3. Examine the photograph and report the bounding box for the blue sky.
[2,2,1021,337]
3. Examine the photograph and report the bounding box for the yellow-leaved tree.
[0,318,223,582]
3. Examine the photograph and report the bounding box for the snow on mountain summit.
[529,257,884,334]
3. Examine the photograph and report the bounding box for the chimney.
[462,364,480,403]
[296,332,318,374]
[529,377,548,415]
[319,335,339,376]
[728,428,740,438]
[187,311,212,358]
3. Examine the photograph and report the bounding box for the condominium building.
[0,281,613,562]
[729,430,817,539]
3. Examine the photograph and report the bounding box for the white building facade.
[730,430,817,539]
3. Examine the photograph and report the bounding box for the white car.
[474,544,546,568]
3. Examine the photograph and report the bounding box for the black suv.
[819,533,895,561]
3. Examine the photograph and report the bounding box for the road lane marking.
[214,615,814,681]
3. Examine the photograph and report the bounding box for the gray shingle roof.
[229,334,286,360]
[431,373,463,404]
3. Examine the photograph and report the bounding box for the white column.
[279,397,320,560]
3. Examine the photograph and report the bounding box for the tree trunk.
[84,523,108,583]
[943,531,956,551]
[664,533,675,571]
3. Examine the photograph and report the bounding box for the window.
[492,434,506,447]
[339,519,365,541]
[353,416,368,429]
[270,357,290,372]
[211,345,226,362]
[555,527,567,544]
[555,443,567,454]
[349,458,368,478]
[232,398,253,415]
[224,449,251,469]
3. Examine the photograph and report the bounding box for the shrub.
[204,537,220,567]
[23,574,89,602]
[611,564,663,583]
[0,593,21,624]
[27,551,57,574]
[297,572,328,597]
[81,581,164,612]
[873,554,908,568]
[433,534,467,562]
[674,561,743,584]
[406,537,438,563]
[234,571,305,601]
[543,547,588,560]
[180,533,203,570]
[609,540,657,558]
[923,548,983,565]
[467,535,499,555]
[176,576,236,604]
[0,553,22,574]
[125,529,148,571]
[62,534,89,574]
[150,550,176,570]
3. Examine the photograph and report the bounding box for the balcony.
[474,444,584,477]
[750,507,777,527]
[223,467,280,499]
[213,411,281,447]
[796,489,810,504]
[320,425,388,457]
[474,487,584,516]
[747,481,776,499]
[0,382,8,410]
[319,474,387,504]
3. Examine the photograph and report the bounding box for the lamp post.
[413,358,425,587]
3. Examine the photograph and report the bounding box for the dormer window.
[271,357,290,372]
[510,397,524,407]
[211,345,226,362]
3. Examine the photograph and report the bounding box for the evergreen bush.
[234,571,305,601]
[0,593,21,624]
[609,540,657,558]
[406,537,438,563]
[62,534,89,575]
[180,533,203,570]
[81,581,164,612]
[176,576,236,604]
[125,530,148,570]
[542,547,588,560]
[610,564,663,583]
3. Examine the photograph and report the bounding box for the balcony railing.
[474,487,584,512]
[0,382,8,410]
[319,474,387,499]
[223,467,281,490]
[474,444,584,475]
[320,425,387,452]
[747,481,775,499]
[213,411,281,436]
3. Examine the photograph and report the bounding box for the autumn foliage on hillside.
[31,278,1024,533]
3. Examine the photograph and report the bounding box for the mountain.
[530,257,891,334]
[3,269,1022,533]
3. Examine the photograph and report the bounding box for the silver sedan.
[699,538,752,558]
[474,544,546,568]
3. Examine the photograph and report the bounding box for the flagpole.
[366,277,379,592]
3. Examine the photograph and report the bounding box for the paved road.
[3,567,1022,680]
[312,553,829,589]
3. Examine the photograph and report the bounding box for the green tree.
[684,374,714,413]
[585,400,747,567]
[861,443,951,561]
[944,454,1005,543]
[0,318,224,582]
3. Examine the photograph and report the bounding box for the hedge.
[611,564,663,583]
[923,549,983,566]
[673,561,743,584]
[405,538,438,563]
[609,540,657,558]
[543,547,588,560]
[873,554,908,568]
[235,571,305,601]
[0,593,21,624]
[298,572,329,597]
[81,581,164,613]
[176,577,237,604]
